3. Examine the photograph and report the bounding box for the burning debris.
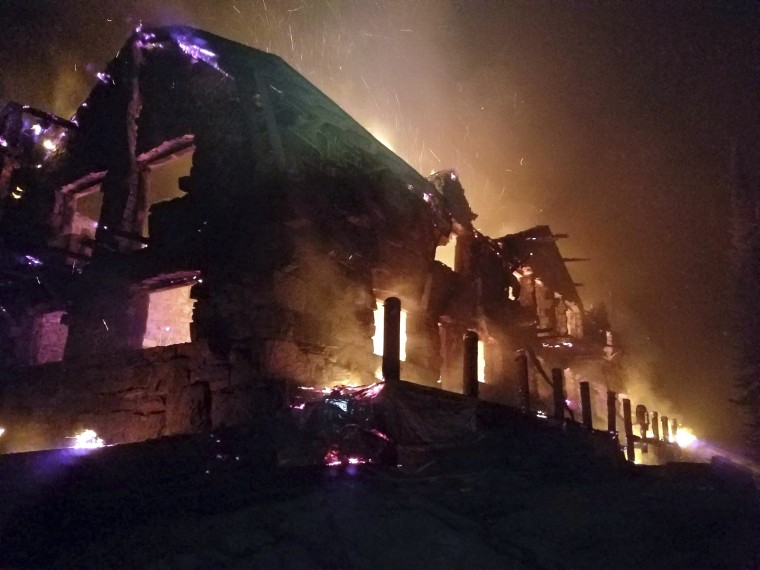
[290,383,394,467]
[69,429,105,450]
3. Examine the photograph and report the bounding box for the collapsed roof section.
[499,225,583,308]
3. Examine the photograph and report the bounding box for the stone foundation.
[0,338,375,453]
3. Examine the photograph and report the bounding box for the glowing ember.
[324,447,342,466]
[370,428,391,442]
[96,72,113,85]
[355,382,385,399]
[70,429,105,449]
[674,427,697,448]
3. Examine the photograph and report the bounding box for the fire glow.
[372,301,407,362]
[69,429,105,449]
[674,427,697,448]
[477,340,486,383]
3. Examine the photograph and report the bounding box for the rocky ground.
[0,422,758,569]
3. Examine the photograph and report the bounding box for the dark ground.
[0,422,758,570]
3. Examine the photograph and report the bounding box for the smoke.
[0,0,756,447]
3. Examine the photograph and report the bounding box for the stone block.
[77,410,165,445]
[165,382,211,436]
[210,386,257,428]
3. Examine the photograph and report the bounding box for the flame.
[0,427,5,437]
[674,427,697,448]
[372,301,407,361]
[70,429,105,449]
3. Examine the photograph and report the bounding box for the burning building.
[0,27,629,455]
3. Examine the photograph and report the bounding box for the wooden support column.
[607,391,617,433]
[463,331,479,398]
[580,382,593,429]
[652,411,660,441]
[661,415,670,442]
[671,418,678,441]
[516,350,530,413]
[622,398,635,462]
[635,405,649,438]
[551,368,565,421]
[382,297,401,382]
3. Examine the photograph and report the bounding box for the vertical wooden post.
[551,368,565,421]
[671,418,678,441]
[463,331,479,398]
[382,297,401,383]
[516,350,530,413]
[622,398,635,462]
[607,391,617,433]
[652,411,660,441]
[580,382,593,429]
[635,405,649,438]
[661,415,669,442]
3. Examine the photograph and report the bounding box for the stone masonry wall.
[0,338,362,453]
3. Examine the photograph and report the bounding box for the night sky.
[1,1,758,449]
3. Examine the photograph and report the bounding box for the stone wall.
[0,337,369,453]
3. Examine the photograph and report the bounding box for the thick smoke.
[0,0,757,447]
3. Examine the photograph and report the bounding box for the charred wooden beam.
[462,330,479,398]
[516,349,530,413]
[635,404,649,439]
[661,415,670,442]
[607,391,617,434]
[623,398,635,462]
[59,171,108,196]
[137,134,195,168]
[382,296,401,382]
[652,411,660,441]
[580,381,593,429]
